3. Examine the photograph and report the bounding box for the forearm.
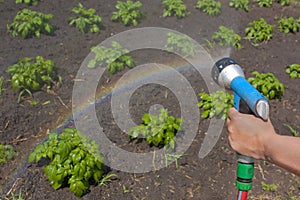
[265,134,300,176]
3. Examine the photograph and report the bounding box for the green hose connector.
[236,162,254,191]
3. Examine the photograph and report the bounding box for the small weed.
[0,144,17,164]
[261,181,278,191]
[123,184,129,193]
[69,3,102,33]
[284,124,299,136]
[164,149,186,168]
[195,0,221,16]
[99,174,118,186]
[162,0,189,18]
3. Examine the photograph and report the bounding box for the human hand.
[226,108,277,160]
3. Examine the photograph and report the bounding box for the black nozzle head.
[211,57,238,85]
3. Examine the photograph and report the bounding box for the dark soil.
[0,0,300,199]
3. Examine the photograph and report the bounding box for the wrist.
[263,132,280,162]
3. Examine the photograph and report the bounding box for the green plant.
[245,18,273,45]
[229,0,250,12]
[99,174,118,186]
[162,0,189,18]
[0,76,3,96]
[0,144,17,164]
[6,56,58,102]
[69,3,102,33]
[111,0,143,26]
[211,26,242,50]
[247,71,285,100]
[164,149,185,168]
[16,0,39,5]
[88,41,135,74]
[277,17,300,34]
[261,181,278,191]
[256,0,273,7]
[195,0,221,16]
[165,32,197,57]
[198,90,233,119]
[286,64,300,79]
[28,128,105,197]
[276,0,291,5]
[129,108,182,149]
[284,124,299,136]
[11,191,24,200]
[7,9,54,39]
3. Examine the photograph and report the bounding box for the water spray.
[211,58,269,199]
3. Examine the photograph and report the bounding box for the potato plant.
[162,0,189,18]
[276,0,291,5]
[0,144,17,164]
[111,0,143,26]
[198,91,233,119]
[6,56,58,102]
[195,0,221,16]
[277,16,300,34]
[69,3,102,33]
[165,32,197,57]
[7,9,54,39]
[16,0,38,5]
[129,108,182,149]
[245,18,273,45]
[256,0,273,7]
[229,0,250,12]
[247,71,285,100]
[211,26,242,50]
[286,64,300,79]
[28,128,105,197]
[88,41,135,74]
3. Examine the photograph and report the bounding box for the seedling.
[229,0,250,12]
[211,26,242,50]
[129,108,182,149]
[247,71,285,100]
[99,174,118,186]
[88,41,135,74]
[0,144,17,164]
[198,90,233,119]
[286,64,300,79]
[162,0,189,18]
[284,124,299,136]
[111,0,143,26]
[6,56,58,102]
[164,148,186,168]
[256,0,273,7]
[195,0,221,16]
[7,9,54,39]
[245,18,273,45]
[261,181,278,191]
[69,3,102,33]
[277,16,300,34]
[165,32,197,57]
[28,128,105,197]
[16,0,39,5]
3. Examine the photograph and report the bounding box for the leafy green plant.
[284,124,299,136]
[162,0,189,18]
[277,16,300,34]
[165,32,197,57]
[16,0,39,5]
[247,71,285,100]
[286,64,300,79]
[129,108,182,149]
[0,144,17,164]
[256,0,273,7]
[164,150,185,168]
[28,128,105,197]
[88,41,135,74]
[198,90,233,119]
[229,0,250,12]
[0,76,3,96]
[195,0,221,16]
[69,3,102,33]
[6,56,58,102]
[111,0,143,26]
[261,181,278,191]
[276,0,291,5]
[211,26,242,50]
[99,174,118,186]
[245,18,273,45]
[7,9,54,39]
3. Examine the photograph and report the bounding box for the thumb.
[227,107,239,119]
